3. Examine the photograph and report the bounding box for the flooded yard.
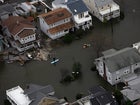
[1,0,140,104]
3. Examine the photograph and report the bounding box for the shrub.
[62,34,74,44]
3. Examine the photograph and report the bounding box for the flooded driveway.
[1,0,140,104]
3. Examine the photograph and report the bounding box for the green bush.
[62,34,74,44]
[113,89,123,105]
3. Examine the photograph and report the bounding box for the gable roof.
[52,0,89,15]
[2,16,34,36]
[18,29,35,38]
[65,0,89,15]
[39,8,72,25]
[24,84,55,105]
[0,3,15,16]
[48,21,74,34]
[52,0,66,6]
[94,0,113,8]
[102,47,140,72]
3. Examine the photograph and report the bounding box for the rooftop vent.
[74,9,77,13]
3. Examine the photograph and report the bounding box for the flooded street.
[1,0,140,104]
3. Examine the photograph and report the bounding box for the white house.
[83,0,120,22]
[38,8,74,40]
[95,47,140,85]
[52,0,92,30]
[6,86,31,105]
[6,84,55,105]
[15,2,36,16]
[2,16,37,52]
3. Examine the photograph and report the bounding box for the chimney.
[16,20,19,25]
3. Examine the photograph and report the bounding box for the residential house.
[83,0,120,22]
[121,77,140,103]
[52,0,92,30]
[2,16,38,52]
[71,86,117,105]
[38,8,74,40]
[6,84,68,105]
[95,47,140,85]
[15,2,36,16]
[89,86,118,105]
[0,3,17,21]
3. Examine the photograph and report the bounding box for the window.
[78,13,84,19]
[64,29,68,32]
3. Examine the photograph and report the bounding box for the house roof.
[18,29,35,38]
[24,84,55,105]
[65,0,89,15]
[52,0,66,6]
[0,3,15,16]
[2,16,35,37]
[52,0,89,15]
[48,21,74,34]
[6,86,31,105]
[102,47,140,72]
[39,8,72,25]
[89,86,117,105]
[94,0,113,8]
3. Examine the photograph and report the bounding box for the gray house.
[0,3,17,20]
[71,86,118,105]
[95,47,140,85]
[89,86,118,105]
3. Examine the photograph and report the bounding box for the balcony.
[74,15,92,25]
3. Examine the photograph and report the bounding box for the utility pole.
[110,5,114,47]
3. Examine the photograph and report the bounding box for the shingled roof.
[38,8,72,25]
[65,0,89,15]
[102,47,140,72]
[24,84,55,105]
[2,16,34,37]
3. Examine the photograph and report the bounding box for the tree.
[113,89,123,105]
[62,34,74,44]
[60,69,73,83]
